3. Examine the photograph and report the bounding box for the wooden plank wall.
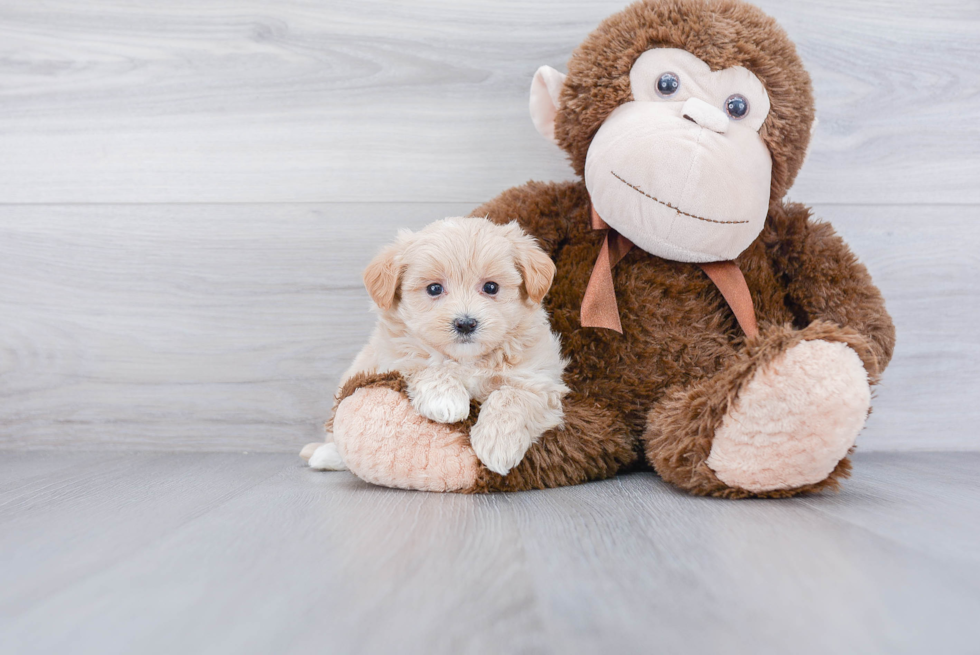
[1,0,978,452]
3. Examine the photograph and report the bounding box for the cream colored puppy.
[301,217,568,476]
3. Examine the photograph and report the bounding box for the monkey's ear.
[506,223,556,304]
[529,65,567,145]
[363,242,404,310]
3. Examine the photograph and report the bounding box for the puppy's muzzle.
[453,316,479,336]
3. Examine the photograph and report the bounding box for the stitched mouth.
[610,171,749,225]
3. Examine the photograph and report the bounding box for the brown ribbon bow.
[580,204,759,339]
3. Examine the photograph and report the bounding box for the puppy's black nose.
[453,316,479,335]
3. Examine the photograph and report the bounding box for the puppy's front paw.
[470,413,532,476]
[411,383,471,424]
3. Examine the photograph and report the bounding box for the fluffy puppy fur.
[302,217,568,475]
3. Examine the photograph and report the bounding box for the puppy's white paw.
[469,415,532,476]
[308,442,348,471]
[412,387,471,424]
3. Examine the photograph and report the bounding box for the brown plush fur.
[643,321,872,498]
[335,370,639,492]
[335,0,895,497]
[469,391,639,493]
[464,179,894,497]
[556,0,814,204]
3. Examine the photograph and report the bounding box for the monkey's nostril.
[681,97,729,134]
[453,316,479,335]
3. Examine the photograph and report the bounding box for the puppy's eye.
[426,283,443,297]
[656,72,680,97]
[482,281,499,295]
[725,94,749,119]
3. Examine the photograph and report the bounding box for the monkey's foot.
[644,322,876,498]
[333,387,480,492]
[706,339,871,492]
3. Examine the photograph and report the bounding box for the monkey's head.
[530,0,814,263]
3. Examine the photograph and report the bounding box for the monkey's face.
[584,48,773,263]
[530,0,815,262]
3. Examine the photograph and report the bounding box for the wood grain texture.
[1,451,978,655]
[0,0,977,204]
[814,204,980,450]
[1,202,976,452]
[0,202,469,451]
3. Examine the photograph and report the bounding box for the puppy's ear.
[363,241,404,310]
[506,223,556,304]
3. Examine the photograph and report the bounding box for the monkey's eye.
[656,72,680,97]
[426,283,443,297]
[482,281,499,295]
[725,94,749,119]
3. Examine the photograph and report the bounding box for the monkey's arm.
[767,202,896,378]
[470,180,592,257]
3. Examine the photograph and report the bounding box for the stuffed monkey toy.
[321,0,895,498]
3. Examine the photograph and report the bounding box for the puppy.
[301,216,568,476]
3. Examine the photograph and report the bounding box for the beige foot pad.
[707,339,871,492]
[333,387,479,492]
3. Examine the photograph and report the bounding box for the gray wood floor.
[2,451,978,655]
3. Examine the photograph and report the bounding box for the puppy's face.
[364,218,555,361]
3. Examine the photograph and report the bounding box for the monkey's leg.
[330,373,637,493]
[642,322,876,498]
[470,391,637,493]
